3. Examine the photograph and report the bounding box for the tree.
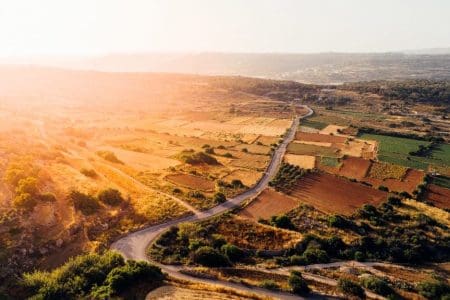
[289,271,310,295]
[417,280,450,299]
[360,276,394,297]
[98,188,124,206]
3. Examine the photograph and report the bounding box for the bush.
[270,214,294,230]
[290,255,307,266]
[259,280,279,290]
[13,193,36,210]
[289,271,310,295]
[188,191,206,200]
[354,251,366,262]
[69,191,100,215]
[80,168,97,178]
[378,185,389,192]
[303,248,329,264]
[417,280,450,299]
[180,151,219,165]
[98,188,124,206]
[96,150,123,164]
[387,196,402,206]
[213,192,226,203]
[192,246,230,267]
[221,244,245,262]
[231,179,244,188]
[361,276,394,297]
[23,251,163,299]
[328,214,351,228]
[337,278,365,298]
[37,192,57,202]
[223,152,233,158]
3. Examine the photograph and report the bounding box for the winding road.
[111,106,314,299]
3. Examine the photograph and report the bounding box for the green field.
[432,176,450,189]
[299,119,328,130]
[319,156,341,167]
[287,143,341,158]
[360,133,450,170]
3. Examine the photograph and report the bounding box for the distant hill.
[3,52,450,84]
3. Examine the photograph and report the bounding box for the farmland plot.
[290,172,387,215]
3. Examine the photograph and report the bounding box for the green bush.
[337,278,365,298]
[221,244,244,262]
[360,276,394,297]
[259,280,279,290]
[98,188,124,206]
[188,191,206,200]
[213,192,226,203]
[192,246,230,267]
[69,191,100,215]
[303,248,329,264]
[290,255,307,266]
[289,271,310,295]
[417,280,450,299]
[270,214,294,230]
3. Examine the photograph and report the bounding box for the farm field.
[164,173,215,192]
[284,154,316,169]
[287,143,340,157]
[238,188,299,220]
[424,184,450,209]
[359,133,450,170]
[289,172,388,215]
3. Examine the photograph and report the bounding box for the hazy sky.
[1,0,449,56]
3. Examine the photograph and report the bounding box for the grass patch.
[319,156,341,167]
[299,119,328,130]
[359,134,450,170]
[432,175,450,189]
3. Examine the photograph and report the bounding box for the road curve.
[111,105,313,299]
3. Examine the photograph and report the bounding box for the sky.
[0,0,449,57]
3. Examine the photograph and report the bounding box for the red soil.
[165,173,215,191]
[338,157,372,180]
[290,172,387,215]
[238,188,299,220]
[363,169,424,194]
[424,184,450,209]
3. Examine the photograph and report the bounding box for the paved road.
[111,106,313,299]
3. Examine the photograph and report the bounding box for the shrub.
[15,177,38,196]
[37,192,57,202]
[80,168,97,178]
[378,185,389,192]
[180,151,219,165]
[223,152,233,158]
[211,234,227,249]
[69,191,100,215]
[96,150,123,164]
[13,193,36,210]
[192,246,230,267]
[231,179,244,188]
[213,192,226,203]
[172,188,182,194]
[361,276,394,297]
[328,214,351,228]
[270,214,294,230]
[241,148,248,153]
[354,251,366,262]
[98,188,124,206]
[289,271,310,295]
[188,191,206,200]
[204,147,215,154]
[387,196,402,206]
[221,244,245,262]
[417,280,450,299]
[259,280,279,290]
[337,278,365,298]
[23,251,163,299]
[303,248,329,264]
[290,255,307,266]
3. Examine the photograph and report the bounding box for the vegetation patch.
[367,161,407,180]
[178,150,219,165]
[96,150,123,164]
[269,163,309,193]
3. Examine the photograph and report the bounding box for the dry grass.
[402,198,450,228]
[284,154,316,169]
[216,215,302,250]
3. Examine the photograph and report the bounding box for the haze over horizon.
[1,0,450,58]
